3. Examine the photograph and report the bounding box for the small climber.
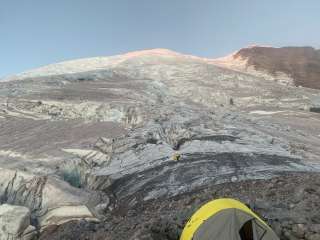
[172,152,181,161]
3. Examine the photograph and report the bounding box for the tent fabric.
[180,198,279,240]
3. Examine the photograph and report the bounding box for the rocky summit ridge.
[0,46,320,239]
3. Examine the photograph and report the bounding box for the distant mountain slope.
[1,47,320,239]
[1,49,206,81]
[4,46,320,90]
[213,46,320,89]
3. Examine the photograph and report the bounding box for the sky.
[1,0,320,78]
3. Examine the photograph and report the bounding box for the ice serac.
[0,204,36,240]
[0,47,320,239]
[0,168,98,235]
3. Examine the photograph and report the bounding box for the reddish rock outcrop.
[234,46,320,89]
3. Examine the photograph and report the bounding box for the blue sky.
[1,0,319,78]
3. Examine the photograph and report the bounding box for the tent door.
[239,220,254,240]
[239,219,267,240]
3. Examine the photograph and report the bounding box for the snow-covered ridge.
[0,46,303,87]
[1,48,212,81]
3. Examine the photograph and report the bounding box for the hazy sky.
[1,0,320,77]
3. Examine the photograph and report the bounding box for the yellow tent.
[180,198,279,240]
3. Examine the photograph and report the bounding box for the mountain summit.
[2,48,204,81]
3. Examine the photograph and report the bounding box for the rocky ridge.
[213,46,320,89]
